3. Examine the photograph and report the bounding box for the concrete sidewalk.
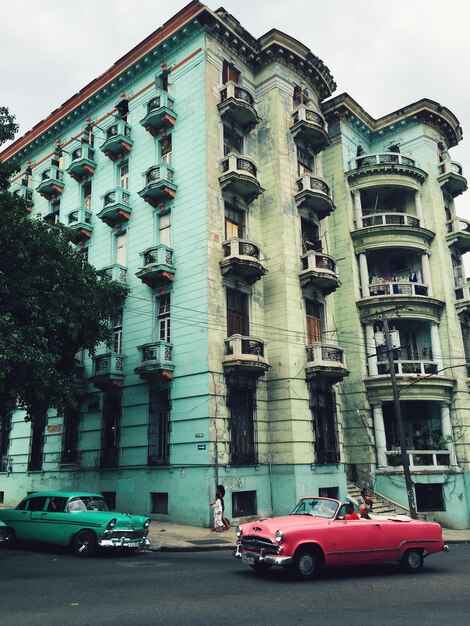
[146,521,470,552]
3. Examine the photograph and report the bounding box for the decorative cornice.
[322,93,463,148]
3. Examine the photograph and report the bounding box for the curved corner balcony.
[218,82,260,131]
[219,153,264,203]
[299,250,340,296]
[66,144,97,182]
[220,238,267,285]
[98,187,131,227]
[90,352,125,390]
[99,264,128,285]
[223,335,270,379]
[136,245,176,288]
[294,174,334,220]
[352,211,434,251]
[290,105,328,153]
[134,342,175,382]
[100,120,133,161]
[140,93,176,137]
[36,166,65,200]
[365,368,454,404]
[358,281,444,322]
[347,152,427,186]
[138,164,177,208]
[437,159,467,197]
[454,278,470,314]
[446,217,470,254]
[67,207,93,242]
[305,343,349,382]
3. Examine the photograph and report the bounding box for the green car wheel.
[73,530,97,557]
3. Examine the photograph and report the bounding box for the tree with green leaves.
[0,107,128,425]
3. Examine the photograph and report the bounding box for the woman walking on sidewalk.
[210,490,225,532]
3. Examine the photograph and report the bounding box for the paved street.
[1,544,469,626]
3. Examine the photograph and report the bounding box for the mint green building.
[1,1,469,529]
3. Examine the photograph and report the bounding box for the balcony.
[367,281,429,298]
[347,152,427,185]
[222,334,270,379]
[305,343,349,382]
[454,278,470,313]
[100,264,127,285]
[36,166,65,200]
[294,174,334,219]
[219,153,264,203]
[138,164,177,208]
[352,210,435,250]
[135,245,176,288]
[290,105,328,153]
[446,217,470,254]
[66,144,97,182]
[218,82,260,131]
[377,358,438,376]
[100,120,133,161]
[89,352,125,390]
[220,238,267,285]
[134,342,175,381]
[299,250,340,296]
[140,92,176,137]
[384,449,451,469]
[362,211,420,229]
[97,187,131,227]
[437,159,467,197]
[67,207,93,242]
[13,185,33,211]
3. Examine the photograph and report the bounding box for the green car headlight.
[107,518,117,530]
[144,519,151,529]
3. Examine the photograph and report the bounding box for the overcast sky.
[2,0,470,209]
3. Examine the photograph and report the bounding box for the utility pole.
[381,313,418,519]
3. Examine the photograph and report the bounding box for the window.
[222,61,240,85]
[119,163,129,190]
[28,419,45,471]
[28,496,48,511]
[61,408,80,464]
[47,496,67,512]
[297,147,314,176]
[225,205,245,240]
[45,200,60,224]
[148,389,171,465]
[157,70,171,94]
[0,410,12,471]
[151,492,169,514]
[158,294,171,342]
[305,300,324,344]
[415,484,445,512]
[113,309,123,354]
[223,125,243,156]
[310,380,339,464]
[232,491,256,517]
[0,492,3,504]
[301,218,321,253]
[227,289,249,337]
[161,136,172,165]
[159,213,171,247]
[80,245,89,264]
[83,180,92,210]
[116,232,126,266]
[101,491,116,510]
[100,392,121,468]
[319,487,339,499]
[228,384,256,465]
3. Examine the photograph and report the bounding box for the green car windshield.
[291,498,338,519]
[68,496,109,512]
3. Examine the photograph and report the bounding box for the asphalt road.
[1,543,469,626]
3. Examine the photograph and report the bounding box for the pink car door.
[327,519,392,566]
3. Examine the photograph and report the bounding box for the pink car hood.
[242,514,329,536]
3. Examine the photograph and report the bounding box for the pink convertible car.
[233,496,448,579]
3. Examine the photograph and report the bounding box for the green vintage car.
[0,491,151,556]
[0,520,6,545]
